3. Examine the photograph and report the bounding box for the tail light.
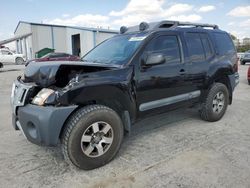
[234,59,239,72]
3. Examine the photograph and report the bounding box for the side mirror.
[144,53,165,66]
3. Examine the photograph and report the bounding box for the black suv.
[11,21,239,170]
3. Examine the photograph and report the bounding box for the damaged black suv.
[11,21,239,170]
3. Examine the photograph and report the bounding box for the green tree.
[230,34,237,40]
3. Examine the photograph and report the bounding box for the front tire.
[200,83,229,122]
[62,105,124,170]
[15,57,24,65]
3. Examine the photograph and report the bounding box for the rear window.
[186,33,205,63]
[245,54,250,58]
[214,33,235,55]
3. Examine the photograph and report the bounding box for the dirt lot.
[0,64,250,188]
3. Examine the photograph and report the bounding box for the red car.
[25,52,80,66]
[248,66,250,85]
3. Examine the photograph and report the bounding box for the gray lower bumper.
[13,104,77,146]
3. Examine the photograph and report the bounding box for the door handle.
[179,69,186,75]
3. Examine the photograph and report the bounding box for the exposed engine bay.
[23,61,114,88]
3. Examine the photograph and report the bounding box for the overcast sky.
[0,0,250,41]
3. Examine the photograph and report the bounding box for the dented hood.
[23,61,120,87]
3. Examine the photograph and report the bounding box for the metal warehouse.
[14,21,118,60]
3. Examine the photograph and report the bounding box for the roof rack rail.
[120,20,219,34]
[176,21,219,29]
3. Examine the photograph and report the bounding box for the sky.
[0,0,250,45]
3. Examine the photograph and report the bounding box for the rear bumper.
[13,104,77,146]
[228,72,239,91]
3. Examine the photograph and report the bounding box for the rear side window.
[214,33,235,55]
[145,35,181,64]
[186,33,205,63]
[200,33,213,59]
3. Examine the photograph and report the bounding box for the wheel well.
[15,57,24,62]
[58,100,130,141]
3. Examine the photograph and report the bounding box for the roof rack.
[175,21,219,29]
[120,20,219,34]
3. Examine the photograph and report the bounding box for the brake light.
[234,59,239,72]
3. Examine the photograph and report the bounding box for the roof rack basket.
[120,20,219,34]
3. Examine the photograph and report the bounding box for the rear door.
[184,32,213,92]
[136,33,196,114]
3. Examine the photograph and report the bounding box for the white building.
[14,21,118,60]
[242,38,250,46]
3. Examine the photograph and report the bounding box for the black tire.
[248,80,250,85]
[61,105,124,170]
[15,57,24,65]
[241,61,245,65]
[200,83,229,122]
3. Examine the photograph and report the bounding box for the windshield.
[82,33,147,65]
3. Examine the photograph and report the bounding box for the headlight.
[32,88,55,106]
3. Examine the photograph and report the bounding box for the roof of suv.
[120,20,225,35]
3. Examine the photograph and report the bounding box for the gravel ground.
[0,63,250,188]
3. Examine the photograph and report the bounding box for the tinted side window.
[214,33,235,55]
[49,53,66,58]
[60,53,70,57]
[186,33,205,63]
[200,33,213,59]
[1,50,11,55]
[145,35,181,64]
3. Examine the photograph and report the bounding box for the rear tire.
[241,61,245,65]
[61,105,124,170]
[200,83,229,122]
[15,57,24,65]
[248,80,250,85]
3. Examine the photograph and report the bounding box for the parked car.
[0,49,25,64]
[240,53,250,65]
[11,21,239,170]
[25,52,81,66]
[237,52,245,61]
[248,66,250,85]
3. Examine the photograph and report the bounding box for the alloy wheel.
[80,121,114,158]
[212,91,225,114]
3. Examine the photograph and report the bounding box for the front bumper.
[13,104,77,146]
